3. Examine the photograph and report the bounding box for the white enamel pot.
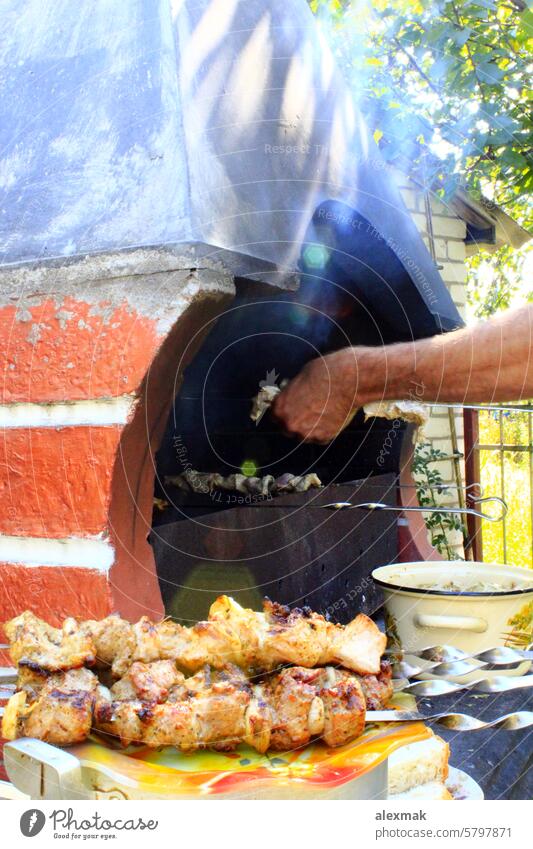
[372,562,533,680]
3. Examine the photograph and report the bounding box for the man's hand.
[271,349,364,443]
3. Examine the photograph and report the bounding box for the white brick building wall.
[396,170,468,556]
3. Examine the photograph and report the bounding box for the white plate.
[446,766,484,800]
[0,779,29,800]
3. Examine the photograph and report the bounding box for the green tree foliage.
[309,1,532,229]
[468,244,532,318]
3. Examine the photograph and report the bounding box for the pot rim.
[372,562,533,598]
[371,575,533,598]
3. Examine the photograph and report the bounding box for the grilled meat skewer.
[5,596,386,679]
[164,469,322,496]
[3,662,392,752]
[95,665,369,752]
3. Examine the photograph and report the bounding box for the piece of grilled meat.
[109,660,186,703]
[1,667,99,746]
[5,611,95,672]
[358,660,393,710]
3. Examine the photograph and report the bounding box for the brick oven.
[0,0,462,634]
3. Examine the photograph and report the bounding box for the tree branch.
[390,35,445,100]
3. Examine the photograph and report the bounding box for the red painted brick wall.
[0,269,234,636]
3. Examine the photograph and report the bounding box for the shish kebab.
[5,596,386,679]
[1,597,391,752]
[2,660,393,753]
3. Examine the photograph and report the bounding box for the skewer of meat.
[164,470,322,496]
[2,661,392,753]
[5,596,387,680]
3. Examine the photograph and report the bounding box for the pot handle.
[415,613,488,633]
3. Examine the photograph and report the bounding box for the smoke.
[310,1,446,168]
[312,0,376,105]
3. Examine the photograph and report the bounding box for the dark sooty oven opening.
[149,204,462,623]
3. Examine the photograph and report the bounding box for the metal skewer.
[322,496,507,522]
[1,706,531,733]
[413,482,483,495]
[366,710,533,731]
[392,658,522,679]
[2,661,531,700]
[393,674,533,697]
[2,644,531,682]
[384,645,533,663]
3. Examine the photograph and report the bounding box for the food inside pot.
[416,580,530,593]
[383,576,533,594]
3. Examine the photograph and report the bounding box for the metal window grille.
[464,404,533,568]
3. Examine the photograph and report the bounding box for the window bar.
[499,410,507,564]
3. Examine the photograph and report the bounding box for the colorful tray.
[65,718,431,799]
[5,695,431,799]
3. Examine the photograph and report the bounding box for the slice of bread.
[388,733,450,796]
[390,781,453,801]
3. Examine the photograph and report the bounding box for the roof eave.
[449,189,530,256]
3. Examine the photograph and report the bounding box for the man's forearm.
[357,304,533,406]
[271,304,533,443]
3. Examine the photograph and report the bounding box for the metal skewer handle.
[323,496,507,522]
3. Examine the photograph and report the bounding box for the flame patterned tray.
[66,720,431,798]
[4,695,430,800]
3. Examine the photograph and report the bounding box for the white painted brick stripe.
[0,535,114,572]
[0,395,135,428]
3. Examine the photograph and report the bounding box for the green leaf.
[476,63,506,84]
[451,26,473,47]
